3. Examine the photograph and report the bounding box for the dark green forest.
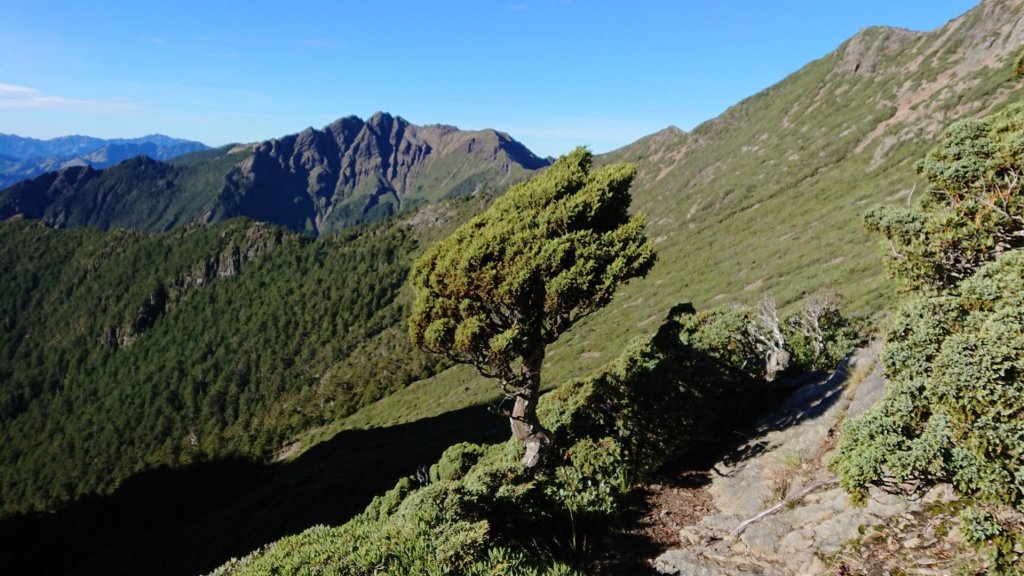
[0,216,445,515]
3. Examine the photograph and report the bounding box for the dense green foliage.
[832,103,1024,572]
[0,216,443,515]
[831,251,1024,509]
[864,102,1024,290]
[409,147,655,467]
[0,149,253,232]
[210,306,760,576]
[674,305,759,374]
[410,147,655,389]
[831,251,1024,571]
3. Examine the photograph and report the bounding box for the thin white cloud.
[0,83,139,113]
[0,83,38,95]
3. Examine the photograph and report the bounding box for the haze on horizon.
[0,0,978,158]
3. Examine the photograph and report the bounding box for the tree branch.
[731,476,838,537]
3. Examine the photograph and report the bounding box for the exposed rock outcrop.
[103,223,283,348]
[226,112,549,234]
[653,345,987,575]
[1,113,549,236]
[833,27,921,77]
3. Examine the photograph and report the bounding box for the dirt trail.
[602,343,975,575]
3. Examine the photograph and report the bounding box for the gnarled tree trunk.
[509,348,551,468]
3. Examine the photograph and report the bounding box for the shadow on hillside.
[596,357,852,574]
[0,404,507,576]
[718,365,848,470]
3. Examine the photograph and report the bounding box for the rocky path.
[645,344,972,576]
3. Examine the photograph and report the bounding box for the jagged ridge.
[0,113,549,235]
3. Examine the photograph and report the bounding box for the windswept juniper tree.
[409,147,656,467]
[863,101,1024,290]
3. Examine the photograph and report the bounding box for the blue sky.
[0,1,979,157]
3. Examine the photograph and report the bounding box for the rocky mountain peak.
[212,113,548,234]
[834,26,921,77]
[0,112,548,236]
[365,111,405,130]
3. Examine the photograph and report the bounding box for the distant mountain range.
[0,133,209,188]
[0,113,549,234]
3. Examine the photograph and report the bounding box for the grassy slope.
[301,1,1024,445]
[219,11,1024,567]
[240,15,1024,567]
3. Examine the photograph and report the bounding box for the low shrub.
[209,303,760,575]
[863,102,1024,291]
[675,293,864,379]
[832,251,1024,511]
[833,101,1024,574]
[783,290,866,372]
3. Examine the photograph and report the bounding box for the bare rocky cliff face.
[1,112,549,235]
[103,222,284,348]
[225,112,548,234]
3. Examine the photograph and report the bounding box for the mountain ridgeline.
[0,113,549,235]
[199,1,1024,570]
[0,133,209,189]
[561,0,1024,368]
[397,0,1024,415]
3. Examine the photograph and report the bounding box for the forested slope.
[0,213,453,515]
